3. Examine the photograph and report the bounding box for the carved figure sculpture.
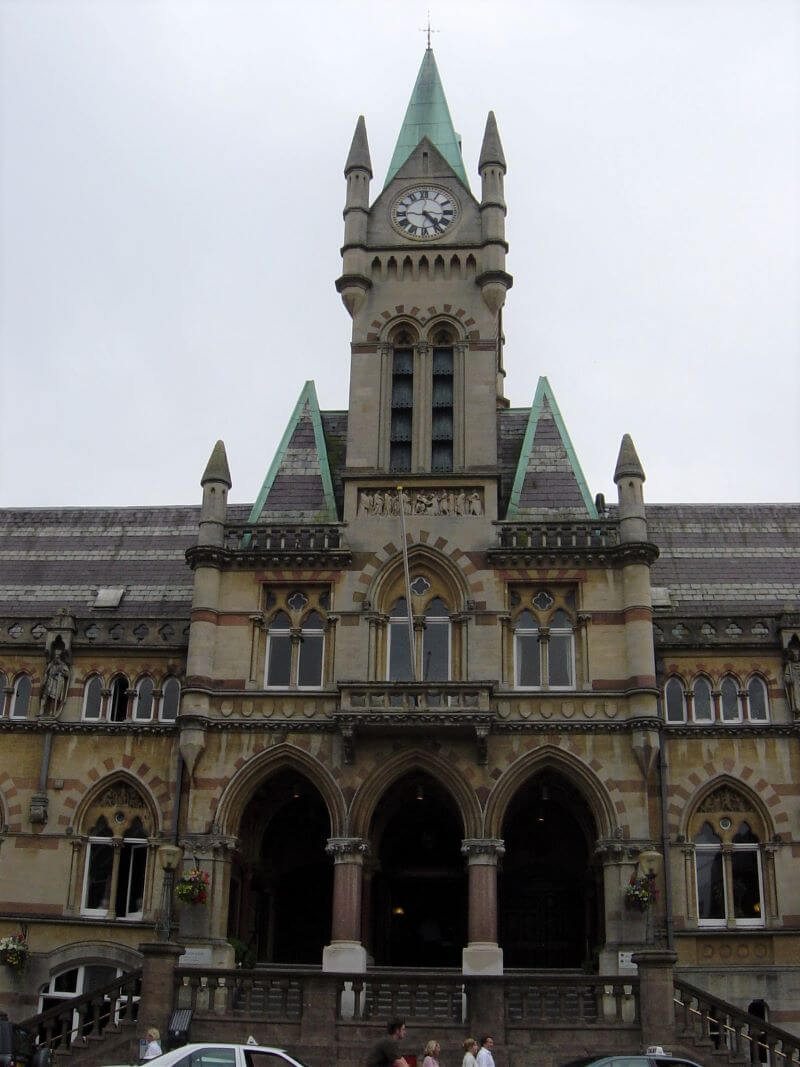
[784,646,800,717]
[40,648,70,717]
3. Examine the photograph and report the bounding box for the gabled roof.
[506,377,597,520]
[248,381,338,524]
[384,48,469,190]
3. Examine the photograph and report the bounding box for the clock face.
[391,185,459,240]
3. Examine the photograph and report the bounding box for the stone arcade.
[1,44,800,1065]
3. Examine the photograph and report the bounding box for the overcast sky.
[1,0,798,509]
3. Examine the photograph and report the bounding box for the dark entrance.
[370,772,466,967]
[230,771,332,964]
[500,771,602,968]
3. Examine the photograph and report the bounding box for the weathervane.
[420,11,439,49]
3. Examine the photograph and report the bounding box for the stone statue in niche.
[358,487,484,517]
[40,646,71,718]
[784,644,800,717]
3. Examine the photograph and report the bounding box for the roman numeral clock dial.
[391,186,459,240]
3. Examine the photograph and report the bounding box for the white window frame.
[422,611,451,682]
[81,836,116,918]
[514,620,575,691]
[694,832,766,929]
[81,833,148,920]
[82,675,104,721]
[547,617,575,690]
[387,602,414,682]
[745,675,770,722]
[514,618,542,689]
[691,676,714,722]
[720,675,742,723]
[158,677,181,721]
[132,676,155,721]
[108,675,129,723]
[664,677,687,723]
[10,674,32,719]
[265,618,293,689]
[296,615,325,690]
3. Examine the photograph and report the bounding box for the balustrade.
[674,979,800,1066]
[175,968,303,1019]
[340,681,493,712]
[504,975,638,1027]
[224,525,344,553]
[23,969,141,1053]
[339,971,467,1023]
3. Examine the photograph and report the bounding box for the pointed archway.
[231,770,332,964]
[499,770,603,969]
[368,771,466,967]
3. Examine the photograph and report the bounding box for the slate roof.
[249,382,338,524]
[506,377,597,520]
[648,504,800,616]
[0,506,201,618]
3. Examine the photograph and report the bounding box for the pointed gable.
[506,377,597,520]
[384,48,469,190]
[248,382,338,523]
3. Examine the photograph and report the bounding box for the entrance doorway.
[500,771,602,968]
[369,772,466,967]
[231,771,332,964]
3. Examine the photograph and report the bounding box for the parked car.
[562,1051,704,1067]
[107,1043,312,1067]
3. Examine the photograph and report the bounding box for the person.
[462,1037,478,1067]
[422,1039,441,1067]
[366,1018,409,1067]
[142,1027,162,1060]
[476,1036,495,1067]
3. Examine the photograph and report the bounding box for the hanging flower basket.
[175,868,210,905]
[625,874,658,912]
[0,934,30,971]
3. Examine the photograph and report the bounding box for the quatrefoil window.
[410,576,431,596]
[532,591,554,611]
[287,592,309,611]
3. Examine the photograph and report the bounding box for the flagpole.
[396,486,418,682]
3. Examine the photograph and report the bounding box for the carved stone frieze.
[698,785,749,813]
[461,838,505,859]
[325,837,370,860]
[358,487,484,518]
[98,784,146,809]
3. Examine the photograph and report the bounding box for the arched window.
[431,329,454,472]
[11,674,32,719]
[108,675,129,723]
[664,677,686,722]
[266,611,292,687]
[746,676,769,722]
[159,677,180,721]
[0,670,8,716]
[132,677,154,721]
[390,332,414,472]
[81,785,152,920]
[82,675,104,721]
[720,675,741,722]
[513,592,575,690]
[39,963,133,1029]
[297,611,325,688]
[690,785,767,928]
[692,676,713,722]
[263,589,331,689]
[422,597,450,681]
[388,598,413,682]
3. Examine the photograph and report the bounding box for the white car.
[108,1043,312,1067]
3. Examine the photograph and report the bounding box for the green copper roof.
[384,48,469,190]
[506,377,598,520]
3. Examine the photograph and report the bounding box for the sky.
[1,0,798,508]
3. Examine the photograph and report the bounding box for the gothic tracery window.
[11,673,32,719]
[80,784,152,921]
[390,331,414,473]
[689,785,768,928]
[512,590,575,690]
[387,593,452,682]
[431,329,454,472]
[264,589,329,689]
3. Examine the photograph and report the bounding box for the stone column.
[596,840,642,972]
[462,838,504,975]
[322,837,369,972]
[632,949,678,1046]
[137,941,185,1050]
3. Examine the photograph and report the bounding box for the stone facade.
[1,45,799,1043]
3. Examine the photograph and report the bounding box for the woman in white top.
[142,1027,162,1060]
[462,1037,478,1067]
[423,1039,441,1067]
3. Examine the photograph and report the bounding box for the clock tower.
[337,47,512,491]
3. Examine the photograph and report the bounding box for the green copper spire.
[384,48,469,190]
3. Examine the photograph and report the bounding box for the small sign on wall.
[618,951,637,972]
[180,946,213,967]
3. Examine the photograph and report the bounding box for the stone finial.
[478,110,506,171]
[614,433,645,483]
[345,115,372,177]
[201,440,232,488]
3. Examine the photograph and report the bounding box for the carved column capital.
[326,837,370,863]
[461,838,505,864]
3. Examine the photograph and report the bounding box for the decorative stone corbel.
[179,715,207,778]
[631,724,660,779]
